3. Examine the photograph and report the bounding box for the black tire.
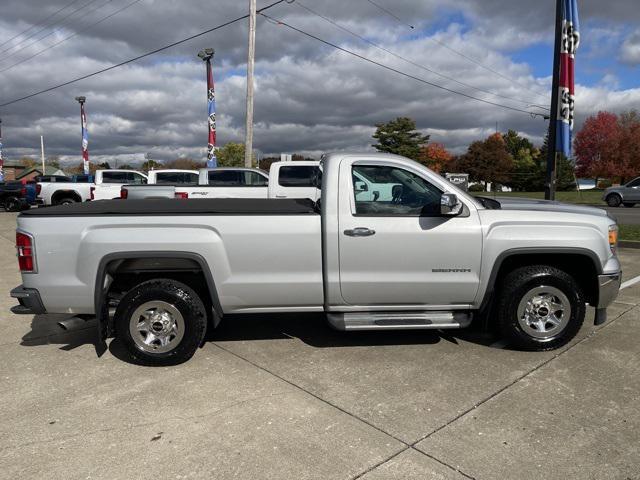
[497,265,585,351]
[4,196,21,212]
[56,197,77,206]
[623,202,635,208]
[114,279,207,366]
[606,194,622,207]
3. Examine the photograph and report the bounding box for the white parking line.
[621,274,640,290]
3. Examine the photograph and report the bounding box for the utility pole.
[244,0,256,168]
[40,135,45,174]
[545,0,563,200]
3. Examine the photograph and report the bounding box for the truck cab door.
[337,159,482,307]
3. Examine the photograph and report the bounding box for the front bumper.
[594,271,622,326]
[598,272,622,308]
[10,285,46,315]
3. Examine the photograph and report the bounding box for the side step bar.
[327,311,472,331]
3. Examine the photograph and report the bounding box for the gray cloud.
[0,0,639,167]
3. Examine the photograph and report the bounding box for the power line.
[0,0,117,66]
[365,0,414,29]
[361,0,549,103]
[0,0,287,108]
[0,0,83,49]
[294,1,547,111]
[0,0,142,74]
[260,13,546,118]
[0,0,107,56]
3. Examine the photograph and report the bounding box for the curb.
[620,240,640,250]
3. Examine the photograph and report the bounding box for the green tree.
[372,117,429,161]
[141,159,163,172]
[538,134,575,191]
[217,143,256,167]
[502,130,539,191]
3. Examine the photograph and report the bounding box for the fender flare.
[478,246,603,312]
[94,251,223,342]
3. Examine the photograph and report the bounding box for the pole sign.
[445,173,469,191]
[206,59,217,168]
[556,0,580,158]
[80,102,90,175]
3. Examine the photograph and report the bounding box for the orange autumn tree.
[418,142,452,173]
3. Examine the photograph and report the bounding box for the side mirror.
[440,193,462,216]
[354,181,368,192]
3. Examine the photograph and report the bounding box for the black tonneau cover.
[21,198,319,217]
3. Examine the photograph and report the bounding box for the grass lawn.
[619,224,640,242]
[490,190,604,205]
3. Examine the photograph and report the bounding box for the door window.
[352,165,442,216]
[128,172,147,184]
[627,177,640,188]
[244,171,268,186]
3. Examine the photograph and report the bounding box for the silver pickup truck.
[11,152,622,365]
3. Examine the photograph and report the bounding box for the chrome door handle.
[344,227,375,237]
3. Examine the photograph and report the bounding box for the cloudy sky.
[0,0,639,167]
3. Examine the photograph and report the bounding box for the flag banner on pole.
[206,60,217,168]
[0,123,4,182]
[80,103,90,174]
[556,0,580,158]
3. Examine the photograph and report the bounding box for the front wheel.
[497,265,585,350]
[114,279,207,366]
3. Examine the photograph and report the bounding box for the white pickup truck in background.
[38,169,147,205]
[122,167,271,200]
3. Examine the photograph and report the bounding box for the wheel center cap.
[537,306,549,317]
[151,321,164,332]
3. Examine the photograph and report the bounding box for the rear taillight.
[21,186,27,196]
[16,232,36,273]
[120,188,128,199]
[36,184,42,195]
[175,192,189,199]
[90,186,95,200]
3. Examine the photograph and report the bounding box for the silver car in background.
[603,177,640,207]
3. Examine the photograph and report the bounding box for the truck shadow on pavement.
[20,312,503,365]
[20,314,99,352]
[209,313,498,349]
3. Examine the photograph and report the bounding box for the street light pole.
[197,48,217,168]
[244,0,256,168]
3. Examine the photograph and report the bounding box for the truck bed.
[21,198,319,217]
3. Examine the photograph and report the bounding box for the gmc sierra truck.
[11,152,621,366]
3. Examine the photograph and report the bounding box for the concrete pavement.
[0,212,639,479]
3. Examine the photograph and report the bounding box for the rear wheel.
[497,265,585,350]
[56,197,77,206]
[114,279,207,366]
[623,202,635,208]
[606,194,622,207]
[4,196,21,212]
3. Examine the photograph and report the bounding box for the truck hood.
[480,196,609,218]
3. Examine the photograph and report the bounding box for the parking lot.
[0,211,638,480]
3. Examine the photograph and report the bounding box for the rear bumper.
[10,285,46,315]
